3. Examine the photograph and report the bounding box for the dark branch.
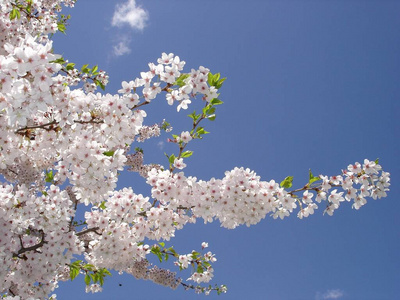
[76,227,102,237]
[12,230,47,260]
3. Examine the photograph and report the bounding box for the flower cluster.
[146,159,390,229]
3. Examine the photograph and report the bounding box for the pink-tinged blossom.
[180,131,192,143]
[173,158,187,169]
[302,190,313,203]
[118,80,135,94]
[178,254,192,269]
[177,99,191,112]
[348,162,362,173]
[363,159,381,174]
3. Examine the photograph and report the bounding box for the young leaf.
[210,98,223,105]
[308,169,321,185]
[205,107,216,115]
[207,72,215,86]
[181,151,193,158]
[208,114,216,121]
[45,170,54,183]
[81,64,90,73]
[197,265,204,273]
[103,150,114,157]
[10,8,20,20]
[215,77,226,89]
[174,73,190,87]
[168,154,176,164]
[99,201,107,210]
[66,63,75,71]
[84,274,91,286]
[280,176,293,188]
[69,267,79,281]
[57,22,66,34]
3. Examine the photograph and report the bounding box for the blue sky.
[53,1,399,299]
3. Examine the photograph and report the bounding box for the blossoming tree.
[0,0,391,299]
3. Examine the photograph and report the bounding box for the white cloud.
[112,0,149,30]
[316,289,344,300]
[157,141,165,150]
[112,36,132,56]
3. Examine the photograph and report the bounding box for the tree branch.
[76,227,102,237]
[12,230,47,260]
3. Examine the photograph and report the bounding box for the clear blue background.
[53,1,399,299]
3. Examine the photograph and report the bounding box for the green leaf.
[156,252,163,262]
[159,242,165,247]
[69,267,79,281]
[71,260,82,267]
[308,169,321,185]
[168,154,176,164]
[188,111,198,121]
[207,72,215,86]
[161,121,170,131]
[375,158,379,164]
[181,151,193,158]
[202,104,212,115]
[95,80,105,90]
[103,150,114,157]
[9,8,20,20]
[99,201,107,210]
[57,22,66,34]
[99,275,104,286]
[191,251,200,258]
[168,247,177,256]
[205,107,216,115]
[215,77,226,89]
[84,264,95,271]
[174,73,190,87]
[66,63,75,70]
[280,176,293,189]
[195,127,210,137]
[102,268,112,276]
[203,261,211,268]
[207,114,216,121]
[51,57,66,64]
[45,170,54,183]
[207,73,226,88]
[196,265,204,273]
[26,1,32,13]
[84,274,91,286]
[210,98,223,105]
[92,65,98,74]
[81,64,90,73]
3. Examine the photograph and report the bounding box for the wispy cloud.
[112,36,132,57]
[110,0,148,57]
[112,0,149,30]
[157,141,165,150]
[315,289,344,300]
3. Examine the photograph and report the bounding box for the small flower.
[180,131,192,143]
[177,99,191,112]
[173,158,186,169]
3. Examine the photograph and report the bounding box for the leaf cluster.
[69,260,112,287]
